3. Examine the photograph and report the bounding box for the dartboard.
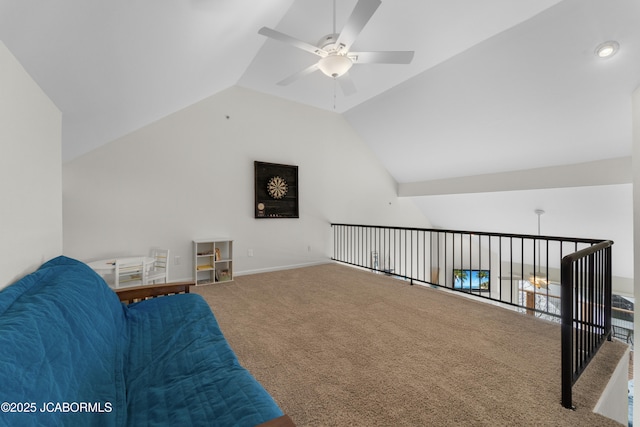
[267,176,288,199]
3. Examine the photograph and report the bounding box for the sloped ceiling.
[1,0,639,280]
[346,0,640,183]
[7,0,631,168]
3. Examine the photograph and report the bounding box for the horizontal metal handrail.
[330,223,605,244]
[561,239,614,262]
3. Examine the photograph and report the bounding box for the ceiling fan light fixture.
[318,54,353,78]
[595,41,619,58]
[530,275,549,289]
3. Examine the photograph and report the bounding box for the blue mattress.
[0,256,283,427]
[124,293,283,426]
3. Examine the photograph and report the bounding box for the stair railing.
[331,223,614,408]
[560,240,613,409]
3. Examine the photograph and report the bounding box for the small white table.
[86,257,156,286]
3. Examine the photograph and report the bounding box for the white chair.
[146,248,169,284]
[114,258,147,289]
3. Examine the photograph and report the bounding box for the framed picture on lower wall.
[254,161,299,218]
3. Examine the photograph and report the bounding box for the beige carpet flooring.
[193,263,628,426]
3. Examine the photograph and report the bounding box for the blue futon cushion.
[0,256,284,427]
[124,294,283,426]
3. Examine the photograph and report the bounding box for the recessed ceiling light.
[595,41,619,58]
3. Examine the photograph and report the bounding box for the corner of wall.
[0,41,62,289]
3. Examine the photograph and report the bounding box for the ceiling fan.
[258,0,414,95]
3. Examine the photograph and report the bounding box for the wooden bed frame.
[114,282,296,427]
[256,415,295,427]
[114,281,194,304]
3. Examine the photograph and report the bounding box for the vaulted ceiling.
[2,0,639,279]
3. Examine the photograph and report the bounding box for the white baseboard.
[173,260,334,284]
[235,260,332,277]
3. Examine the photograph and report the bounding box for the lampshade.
[318,54,353,78]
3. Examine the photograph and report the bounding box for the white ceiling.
[1,0,638,277]
[344,0,640,183]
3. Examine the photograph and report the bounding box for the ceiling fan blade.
[337,72,357,96]
[258,27,327,57]
[349,51,415,64]
[335,0,382,52]
[277,63,320,86]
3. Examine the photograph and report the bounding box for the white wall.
[411,185,634,296]
[594,346,631,426]
[0,41,62,289]
[632,84,640,427]
[62,86,431,281]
